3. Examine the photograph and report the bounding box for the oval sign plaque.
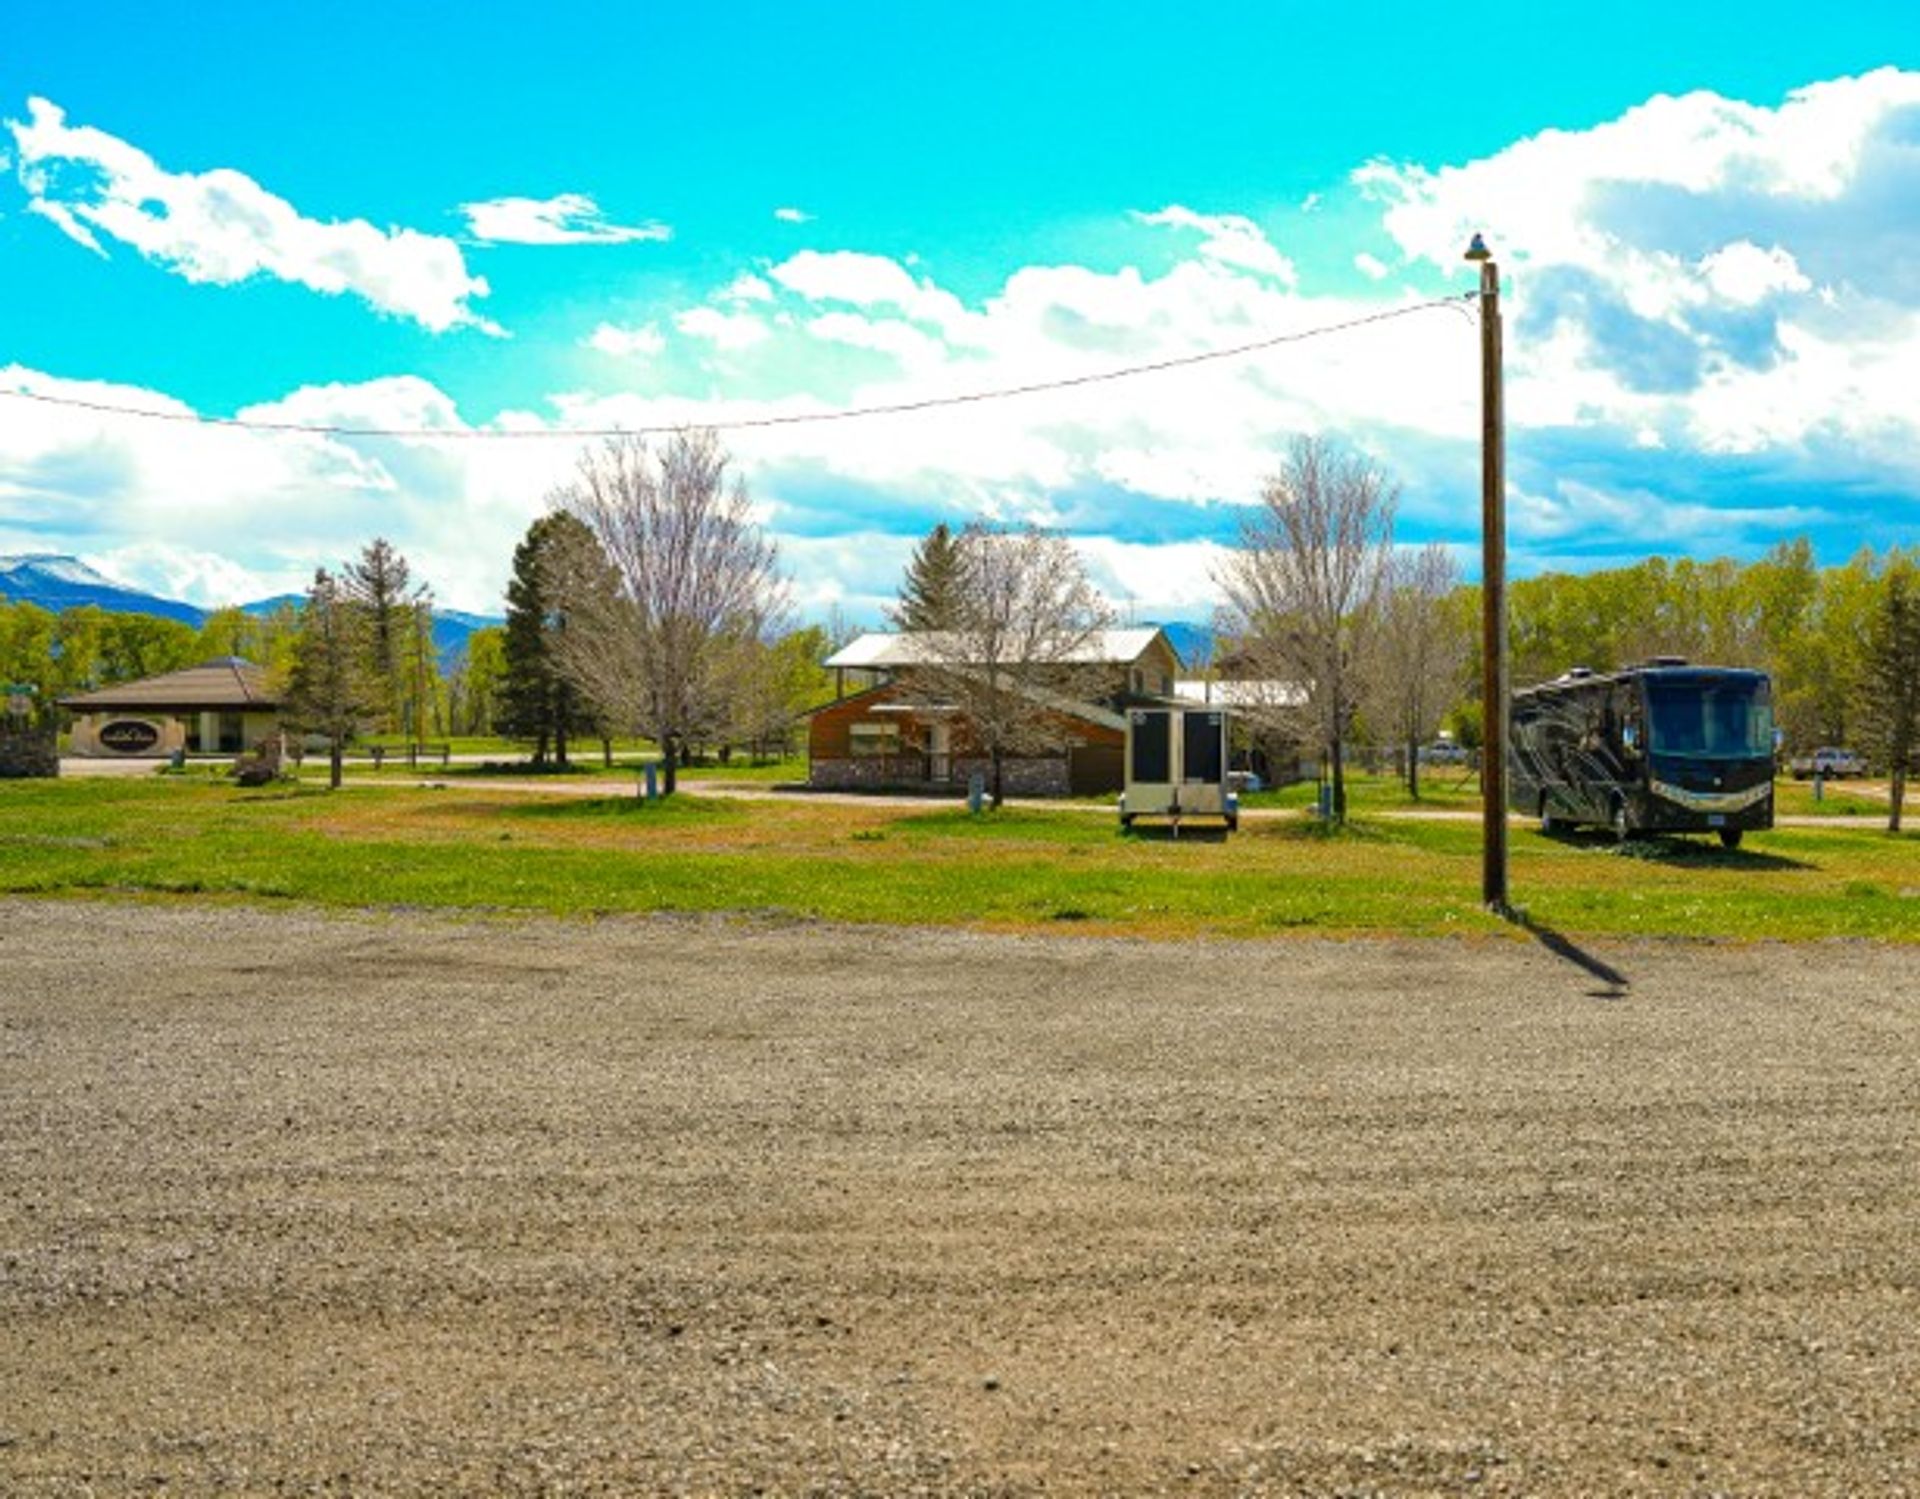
[99,718,162,753]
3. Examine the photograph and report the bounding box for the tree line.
[1216,436,1919,824]
[5,425,1914,821]
[0,598,303,706]
[287,430,836,788]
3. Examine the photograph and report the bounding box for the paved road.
[3,899,1916,1494]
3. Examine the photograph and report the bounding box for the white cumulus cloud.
[6,97,498,334]
[674,306,771,350]
[14,69,1920,621]
[1133,206,1298,285]
[1698,242,1812,305]
[460,192,670,246]
[1354,68,1920,469]
[586,322,667,357]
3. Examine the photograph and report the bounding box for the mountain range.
[0,554,503,660]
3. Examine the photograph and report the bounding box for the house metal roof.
[801,674,1126,732]
[59,657,280,712]
[1173,678,1308,709]
[825,627,1174,671]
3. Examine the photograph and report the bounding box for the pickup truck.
[1789,747,1866,779]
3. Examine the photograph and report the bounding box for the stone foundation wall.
[0,727,59,778]
[950,757,1070,797]
[809,755,1069,797]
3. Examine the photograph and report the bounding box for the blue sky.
[2,2,1917,616]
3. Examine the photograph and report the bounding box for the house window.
[849,721,901,757]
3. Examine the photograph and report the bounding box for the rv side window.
[1617,688,1644,753]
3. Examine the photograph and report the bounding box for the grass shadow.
[897,807,1113,844]
[425,759,616,778]
[498,793,743,823]
[1618,835,1812,872]
[1541,829,1814,871]
[1255,816,1394,845]
[1121,823,1234,844]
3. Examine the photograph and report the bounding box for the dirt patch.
[2,899,1917,1494]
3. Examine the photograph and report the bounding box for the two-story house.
[806,627,1184,796]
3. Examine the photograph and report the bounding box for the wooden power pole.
[1466,234,1508,912]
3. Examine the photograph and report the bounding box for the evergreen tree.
[1854,561,1920,833]
[499,513,604,766]
[406,586,439,745]
[890,522,964,631]
[284,569,374,789]
[344,537,412,731]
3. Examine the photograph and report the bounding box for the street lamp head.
[1463,232,1492,262]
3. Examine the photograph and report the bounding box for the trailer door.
[1130,710,1171,784]
[1182,711,1224,785]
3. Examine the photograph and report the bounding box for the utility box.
[1119,707,1237,831]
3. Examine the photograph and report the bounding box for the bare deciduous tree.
[912,521,1115,808]
[1369,542,1469,801]
[549,429,788,794]
[1218,435,1398,822]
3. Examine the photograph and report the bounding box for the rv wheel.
[1538,795,1559,835]
[1610,799,1631,843]
[1717,828,1744,850]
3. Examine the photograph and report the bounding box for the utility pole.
[1466,233,1508,912]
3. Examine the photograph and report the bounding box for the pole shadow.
[1504,907,1631,1000]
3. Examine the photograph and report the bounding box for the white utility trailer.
[1118,707,1238,832]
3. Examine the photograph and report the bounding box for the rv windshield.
[1645,678,1772,759]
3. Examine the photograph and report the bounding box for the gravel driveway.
[2,899,1916,1494]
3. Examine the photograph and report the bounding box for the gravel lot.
[2,899,1917,1495]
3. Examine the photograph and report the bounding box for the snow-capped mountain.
[0,553,207,625]
[0,554,503,659]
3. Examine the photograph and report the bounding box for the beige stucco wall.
[67,711,280,757]
[68,713,188,757]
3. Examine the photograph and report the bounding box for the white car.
[1790,747,1866,779]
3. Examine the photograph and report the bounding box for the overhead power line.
[0,294,1475,441]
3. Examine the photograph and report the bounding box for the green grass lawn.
[3,777,1916,941]
[1771,777,1903,818]
[1240,769,1483,814]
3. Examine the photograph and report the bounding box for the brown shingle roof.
[59,657,280,712]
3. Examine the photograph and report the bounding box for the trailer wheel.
[1717,827,1744,850]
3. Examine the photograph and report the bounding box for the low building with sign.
[59,657,283,758]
